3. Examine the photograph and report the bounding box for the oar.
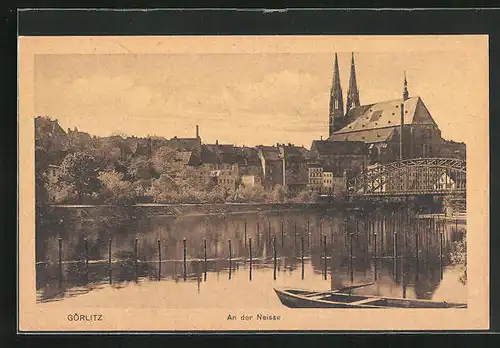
[303,282,375,298]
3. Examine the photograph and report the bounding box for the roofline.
[354,95,421,109]
[333,125,397,135]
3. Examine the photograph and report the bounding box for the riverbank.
[40,201,361,217]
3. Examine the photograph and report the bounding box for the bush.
[233,184,267,203]
[270,185,288,203]
[290,189,318,203]
[450,234,467,285]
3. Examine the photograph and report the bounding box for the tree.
[57,151,101,204]
[98,170,137,205]
[151,146,184,176]
[145,174,179,203]
[128,155,155,180]
[35,147,50,205]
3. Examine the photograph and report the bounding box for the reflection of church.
[326,53,466,165]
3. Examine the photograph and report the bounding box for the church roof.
[330,128,396,143]
[329,96,436,143]
[310,140,368,155]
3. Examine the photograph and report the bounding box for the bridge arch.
[348,158,466,197]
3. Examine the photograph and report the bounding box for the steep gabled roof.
[166,137,201,152]
[257,146,281,161]
[239,147,261,165]
[335,96,436,135]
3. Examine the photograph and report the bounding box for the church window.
[388,120,391,123]
[362,124,365,128]
[395,105,399,108]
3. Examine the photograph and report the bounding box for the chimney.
[320,136,323,140]
[196,125,199,139]
[216,139,219,146]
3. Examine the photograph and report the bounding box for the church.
[325,53,466,165]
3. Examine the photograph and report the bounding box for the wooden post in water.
[134,238,138,281]
[183,238,187,281]
[58,237,63,287]
[349,233,354,284]
[157,239,161,281]
[203,238,207,282]
[249,238,253,281]
[301,236,305,280]
[440,231,443,280]
[393,232,397,281]
[374,233,378,281]
[344,218,348,249]
[84,238,89,281]
[356,221,359,243]
[108,238,112,284]
[323,234,327,280]
[415,229,419,260]
[273,236,277,280]
[380,216,384,254]
[229,240,232,280]
[244,221,247,248]
[257,222,260,247]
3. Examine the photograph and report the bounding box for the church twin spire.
[346,53,361,115]
[328,53,410,136]
[329,53,344,136]
[329,52,360,136]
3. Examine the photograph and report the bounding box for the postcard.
[18,34,489,331]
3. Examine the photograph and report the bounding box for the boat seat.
[349,298,381,306]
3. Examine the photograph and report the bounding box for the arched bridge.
[347,158,466,197]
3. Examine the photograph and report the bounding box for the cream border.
[18,35,489,331]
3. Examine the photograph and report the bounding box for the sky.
[33,36,488,148]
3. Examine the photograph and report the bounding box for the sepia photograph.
[18,34,489,331]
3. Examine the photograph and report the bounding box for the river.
[35,203,467,307]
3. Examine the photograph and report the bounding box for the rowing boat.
[274,286,467,308]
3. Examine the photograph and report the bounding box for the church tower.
[346,52,360,116]
[403,71,409,101]
[329,53,344,136]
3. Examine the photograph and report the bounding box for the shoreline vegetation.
[35,116,333,206]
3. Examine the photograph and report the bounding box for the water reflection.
[36,205,466,305]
